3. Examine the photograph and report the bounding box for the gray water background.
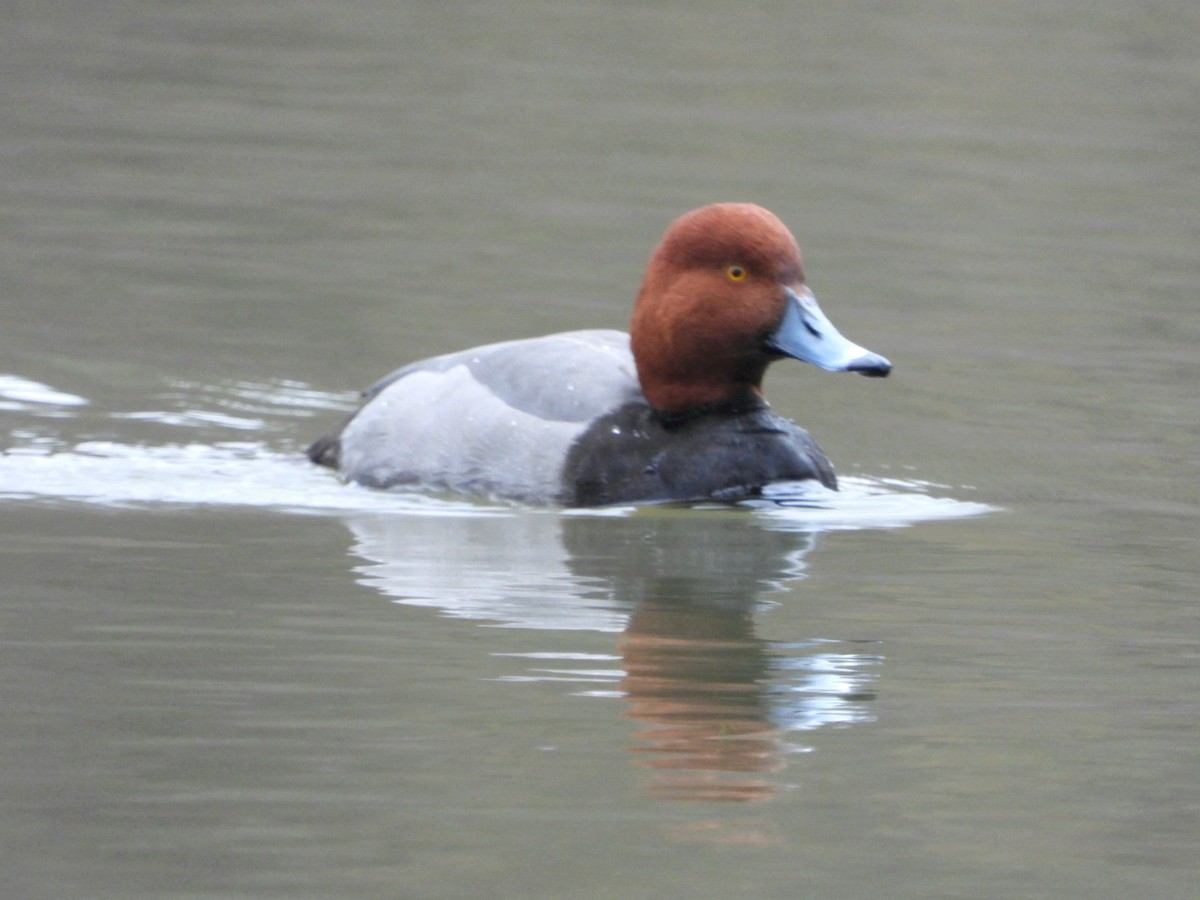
[2,2,1198,898]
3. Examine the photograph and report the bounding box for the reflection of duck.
[308,203,889,505]
[345,508,882,803]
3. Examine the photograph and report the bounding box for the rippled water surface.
[3,2,1198,898]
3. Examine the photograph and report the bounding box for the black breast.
[559,401,837,506]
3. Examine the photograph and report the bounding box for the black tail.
[306,431,342,469]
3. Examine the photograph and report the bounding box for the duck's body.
[308,203,890,506]
[310,328,836,505]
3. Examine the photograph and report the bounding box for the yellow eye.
[726,265,747,282]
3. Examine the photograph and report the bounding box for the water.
[2,2,1198,898]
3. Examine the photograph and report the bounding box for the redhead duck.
[307,203,890,505]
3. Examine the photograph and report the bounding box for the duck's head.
[630,202,890,415]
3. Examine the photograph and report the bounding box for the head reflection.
[619,599,782,802]
[561,509,882,804]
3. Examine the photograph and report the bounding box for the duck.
[307,203,890,506]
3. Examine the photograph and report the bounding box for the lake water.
[2,2,1198,898]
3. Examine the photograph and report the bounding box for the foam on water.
[0,372,995,526]
[0,375,89,410]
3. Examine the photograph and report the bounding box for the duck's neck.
[651,391,770,428]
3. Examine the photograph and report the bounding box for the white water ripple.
[0,373,995,524]
[0,374,89,409]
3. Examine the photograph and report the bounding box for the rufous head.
[630,203,890,414]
